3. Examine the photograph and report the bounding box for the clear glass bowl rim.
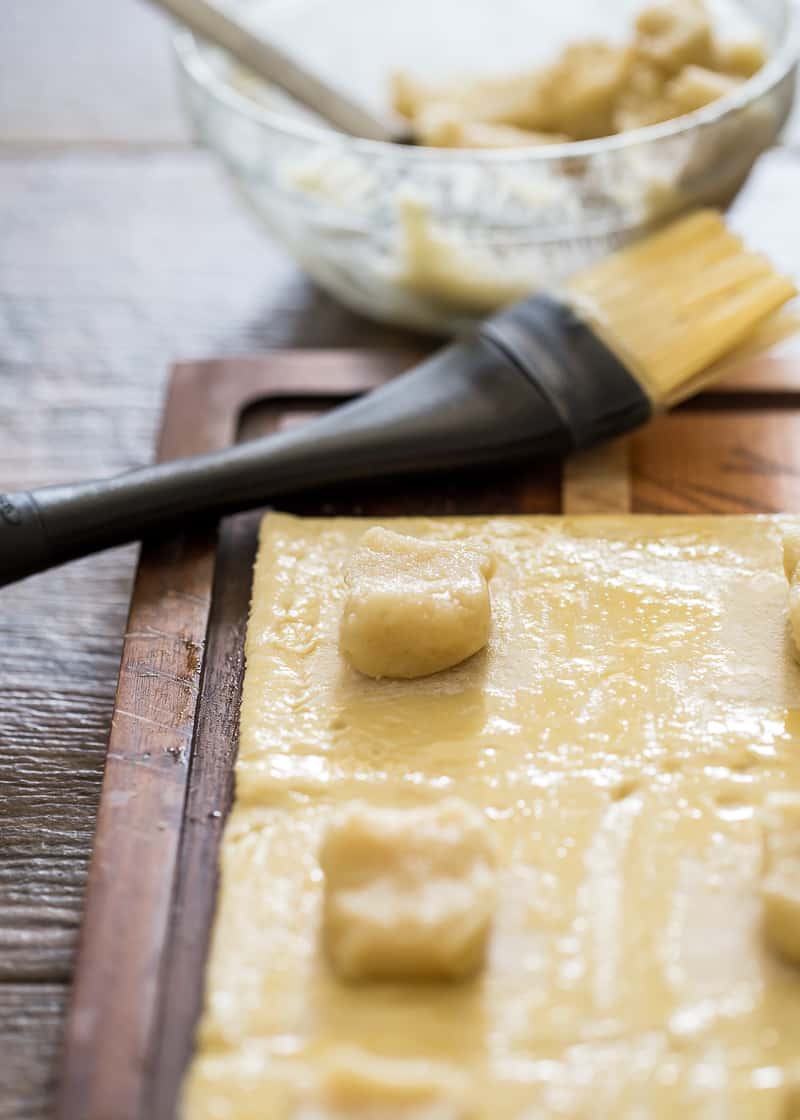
[173,0,800,162]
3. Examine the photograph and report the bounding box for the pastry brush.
[0,210,795,589]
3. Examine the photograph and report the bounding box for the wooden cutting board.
[55,349,800,1120]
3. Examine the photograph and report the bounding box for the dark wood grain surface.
[0,3,799,1116]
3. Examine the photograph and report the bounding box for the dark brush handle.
[0,337,563,587]
[0,297,651,589]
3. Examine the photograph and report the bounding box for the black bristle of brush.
[0,295,651,588]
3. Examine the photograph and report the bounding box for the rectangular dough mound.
[182,513,800,1120]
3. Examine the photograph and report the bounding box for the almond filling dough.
[393,0,767,148]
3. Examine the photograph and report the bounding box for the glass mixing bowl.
[174,0,798,333]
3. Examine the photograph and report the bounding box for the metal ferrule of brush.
[482,293,652,449]
[0,293,652,588]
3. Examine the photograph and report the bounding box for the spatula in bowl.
[150,0,412,142]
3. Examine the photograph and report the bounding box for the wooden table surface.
[1,4,799,1117]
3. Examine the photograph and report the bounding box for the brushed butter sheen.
[182,513,800,1118]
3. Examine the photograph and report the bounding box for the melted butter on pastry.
[761,793,800,966]
[182,513,800,1120]
[785,529,800,658]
